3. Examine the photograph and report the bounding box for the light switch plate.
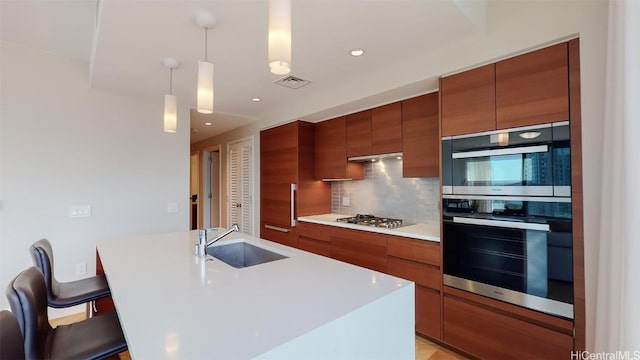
[70,205,91,218]
[342,196,350,206]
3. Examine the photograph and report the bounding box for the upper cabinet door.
[496,42,569,129]
[371,102,403,154]
[441,64,496,136]
[402,93,439,178]
[315,117,364,180]
[346,110,372,157]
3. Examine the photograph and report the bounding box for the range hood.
[347,152,403,162]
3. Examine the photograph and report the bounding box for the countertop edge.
[298,215,440,242]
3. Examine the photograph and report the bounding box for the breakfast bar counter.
[97,230,414,359]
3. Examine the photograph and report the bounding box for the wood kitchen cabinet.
[345,102,402,158]
[371,102,403,154]
[496,42,569,129]
[314,117,364,180]
[401,92,439,177]
[441,42,570,136]
[297,222,331,257]
[261,121,331,247]
[443,287,574,359]
[330,228,387,273]
[440,64,496,136]
[346,110,372,157]
[387,236,442,340]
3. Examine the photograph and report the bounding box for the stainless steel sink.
[206,241,288,268]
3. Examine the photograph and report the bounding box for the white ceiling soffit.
[0,0,97,61]
[2,0,479,142]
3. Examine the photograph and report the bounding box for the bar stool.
[30,239,111,308]
[0,310,25,359]
[6,267,127,360]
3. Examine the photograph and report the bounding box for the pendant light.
[196,12,216,114]
[268,0,291,75]
[163,58,179,133]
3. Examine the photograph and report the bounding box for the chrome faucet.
[196,224,240,257]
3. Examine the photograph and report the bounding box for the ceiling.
[1,0,483,143]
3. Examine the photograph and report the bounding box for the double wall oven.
[441,122,574,319]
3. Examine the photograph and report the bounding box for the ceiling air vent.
[275,75,311,89]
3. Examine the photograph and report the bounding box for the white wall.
[0,43,190,315]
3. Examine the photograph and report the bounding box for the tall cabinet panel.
[260,121,331,247]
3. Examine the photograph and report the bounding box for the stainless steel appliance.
[441,121,574,319]
[441,122,571,197]
[337,214,403,229]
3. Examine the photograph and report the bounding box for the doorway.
[202,147,221,229]
[227,137,254,235]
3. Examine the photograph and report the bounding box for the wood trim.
[569,37,585,351]
[443,286,574,335]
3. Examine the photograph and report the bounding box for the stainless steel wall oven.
[441,122,573,319]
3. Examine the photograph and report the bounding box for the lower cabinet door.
[298,237,331,257]
[443,295,573,359]
[330,228,387,272]
[416,286,441,340]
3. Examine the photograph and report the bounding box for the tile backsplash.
[331,159,440,225]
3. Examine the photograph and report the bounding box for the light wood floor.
[51,313,465,359]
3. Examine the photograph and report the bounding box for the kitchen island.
[97,230,415,359]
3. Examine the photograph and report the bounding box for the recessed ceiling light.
[191,128,200,133]
[204,122,213,126]
[251,97,262,102]
[350,49,365,57]
[396,156,402,160]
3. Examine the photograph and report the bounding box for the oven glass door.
[442,217,574,318]
[442,123,570,197]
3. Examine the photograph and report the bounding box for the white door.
[228,138,253,235]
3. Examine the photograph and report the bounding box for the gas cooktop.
[336,214,404,229]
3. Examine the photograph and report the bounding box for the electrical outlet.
[342,196,350,206]
[76,262,87,275]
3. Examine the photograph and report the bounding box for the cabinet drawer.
[297,222,330,242]
[444,295,573,359]
[388,257,440,291]
[299,237,331,257]
[416,286,441,340]
[388,236,440,267]
[331,228,387,273]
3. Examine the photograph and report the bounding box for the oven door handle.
[453,216,550,232]
[452,145,548,159]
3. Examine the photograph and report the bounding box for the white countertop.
[298,214,441,242]
[97,230,413,359]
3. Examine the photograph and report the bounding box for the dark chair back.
[0,310,26,359]
[29,239,60,305]
[5,267,54,360]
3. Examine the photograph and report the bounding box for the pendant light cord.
[204,28,209,62]
[169,68,174,95]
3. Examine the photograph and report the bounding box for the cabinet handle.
[265,224,290,233]
[290,183,297,227]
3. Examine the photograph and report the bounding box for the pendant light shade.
[197,60,214,114]
[164,94,177,133]
[163,58,179,133]
[268,0,291,75]
[196,13,216,115]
